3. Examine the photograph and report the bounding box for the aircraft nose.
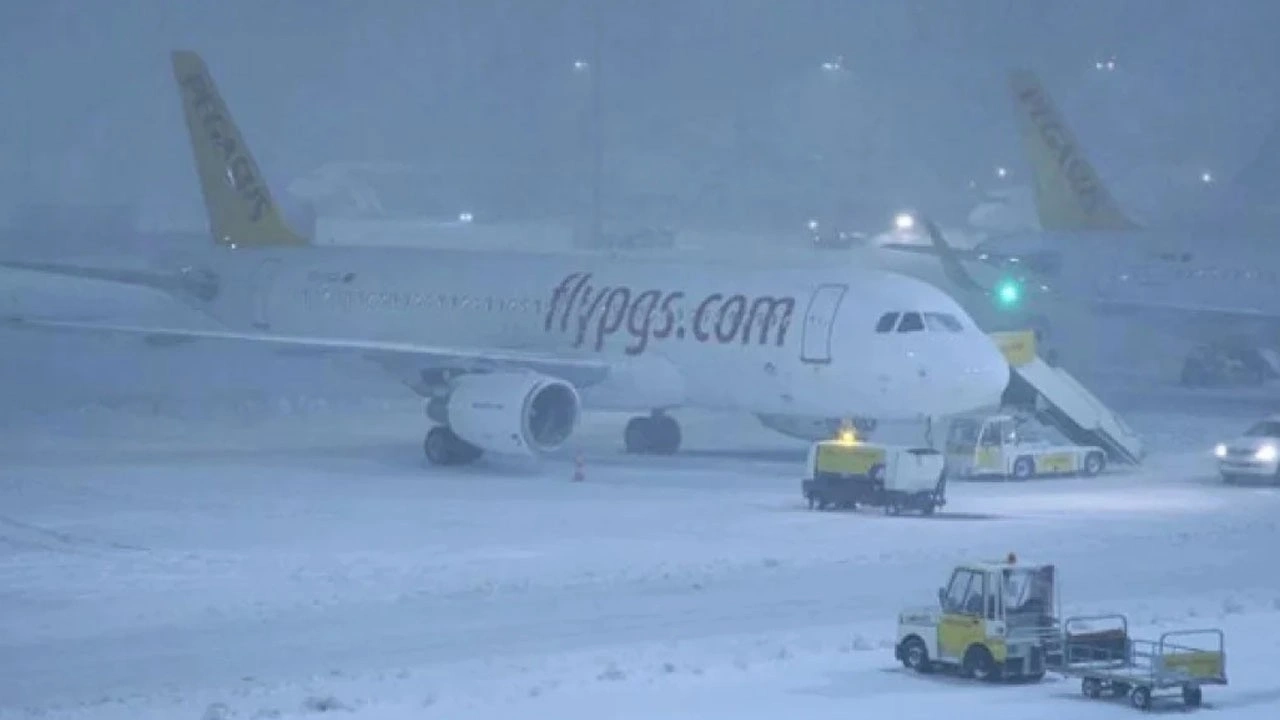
[909,336,1009,418]
[962,337,1011,411]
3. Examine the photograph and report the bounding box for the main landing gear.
[422,413,682,464]
[623,412,682,455]
[423,426,483,466]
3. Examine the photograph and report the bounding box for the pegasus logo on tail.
[1008,69,1139,232]
[177,70,273,223]
[1013,83,1106,217]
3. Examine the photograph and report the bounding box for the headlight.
[1256,445,1277,462]
[1214,443,1227,458]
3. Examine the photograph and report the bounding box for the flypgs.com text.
[544,272,796,356]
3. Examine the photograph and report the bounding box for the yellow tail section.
[171,50,307,248]
[1008,69,1140,233]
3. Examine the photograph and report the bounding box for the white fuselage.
[988,231,1280,343]
[194,245,1010,421]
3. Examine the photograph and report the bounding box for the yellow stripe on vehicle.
[816,444,885,475]
[1035,452,1075,474]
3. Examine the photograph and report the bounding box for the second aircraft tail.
[1008,69,1140,233]
[171,50,308,248]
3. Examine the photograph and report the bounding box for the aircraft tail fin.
[170,50,308,248]
[1008,69,1140,232]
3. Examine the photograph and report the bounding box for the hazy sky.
[2,0,1278,231]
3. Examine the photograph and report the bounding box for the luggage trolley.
[1057,614,1227,711]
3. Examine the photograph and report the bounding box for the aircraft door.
[252,258,282,330]
[800,284,848,364]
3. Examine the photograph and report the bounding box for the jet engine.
[433,372,581,456]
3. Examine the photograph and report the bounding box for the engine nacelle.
[439,372,580,457]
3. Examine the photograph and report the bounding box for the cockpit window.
[896,312,924,333]
[875,312,900,333]
[924,312,964,333]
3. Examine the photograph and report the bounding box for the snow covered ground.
[3,340,1280,719]
[2,282,1280,719]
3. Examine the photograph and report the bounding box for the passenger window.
[943,570,985,616]
[924,312,963,333]
[875,312,899,333]
[978,424,1001,447]
[896,312,924,333]
[944,570,974,613]
[961,573,986,616]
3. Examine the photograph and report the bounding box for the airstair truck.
[944,413,1108,481]
[988,330,1145,466]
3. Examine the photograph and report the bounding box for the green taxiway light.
[995,278,1022,307]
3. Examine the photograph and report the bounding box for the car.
[1214,415,1280,483]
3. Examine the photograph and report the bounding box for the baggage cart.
[1057,614,1227,710]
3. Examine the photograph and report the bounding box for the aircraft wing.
[1092,296,1280,322]
[3,315,613,387]
[879,220,995,296]
[1,259,178,293]
[878,241,991,263]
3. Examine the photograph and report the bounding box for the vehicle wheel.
[1082,678,1102,698]
[1011,456,1035,481]
[1082,451,1105,477]
[1130,685,1152,710]
[869,463,886,484]
[963,646,1000,682]
[900,638,933,673]
[424,426,455,465]
[1182,684,1202,708]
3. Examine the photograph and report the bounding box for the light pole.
[589,2,602,246]
[818,55,849,229]
[571,3,604,248]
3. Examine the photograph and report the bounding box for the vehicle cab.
[896,555,1060,681]
[944,413,1106,480]
[1214,415,1280,483]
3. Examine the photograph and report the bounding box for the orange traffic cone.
[572,452,585,482]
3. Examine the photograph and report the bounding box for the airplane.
[879,68,1280,385]
[0,50,1011,466]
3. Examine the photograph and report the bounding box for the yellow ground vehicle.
[944,414,1107,480]
[895,555,1061,681]
[896,557,1228,710]
[801,432,946,515]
